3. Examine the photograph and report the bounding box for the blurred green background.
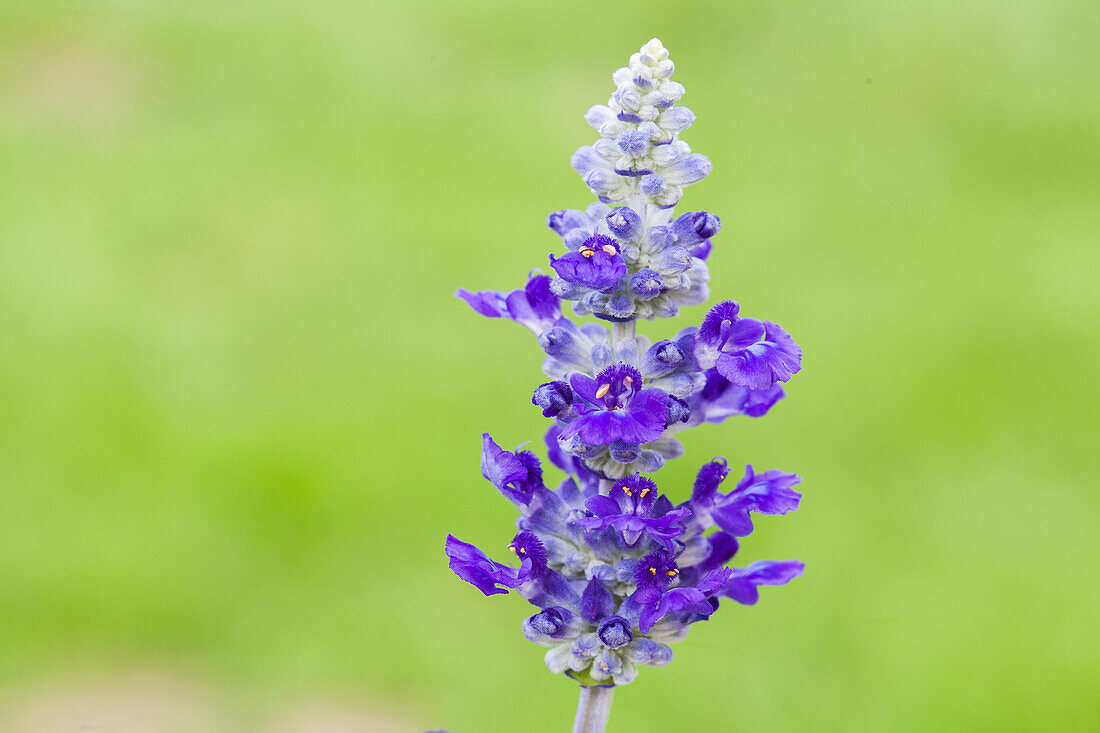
[1,1,1098,731]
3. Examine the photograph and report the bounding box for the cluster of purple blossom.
[447,38,804,689]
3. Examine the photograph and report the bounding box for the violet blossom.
[444,38,807,732]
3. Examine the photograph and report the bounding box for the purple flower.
[549,234,627,292]
[454,289,505,318]
[572,474,691,549]
[542,423,599,492]
[690,369,785,423]
[694,532,740,575]
[691,457,731,505]
[632,566,732,633]
[446,532,582,612]
[507,530,549,574]
[445,535,531,596]
[480,434,545,508]
[455,272,561,334]
[558,363,671,446]
[696,301,802,390]
[633,550,680,591]
[707,464,802,537]
[721,560,805,605]
[634,587,711,632]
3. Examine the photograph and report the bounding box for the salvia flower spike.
[446,38,805,730]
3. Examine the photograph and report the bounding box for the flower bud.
[532,381,573,417]
[597,616,634,649]
[528,607,568,636]
[629,269,664,300]
[609,441,641,463]
[672,211,721,245]
[665,396,691,427]
[605,206,643,241]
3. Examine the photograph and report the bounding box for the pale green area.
[1,1,1098,731]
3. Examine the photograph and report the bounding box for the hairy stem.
[572,685,614,733]
[611,320,636,345]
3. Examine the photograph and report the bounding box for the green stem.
[572,685,614,733]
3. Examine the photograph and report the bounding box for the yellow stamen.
[595,383,611,399]
[601,244,617,255]
[666,569,678,577]
[580,247,596,258]
[648,567,657,575]
[622,376,633,387]
[507,545,516,553]
[519,547,527,554]
[623,488,633,497]
[639,487,649,498]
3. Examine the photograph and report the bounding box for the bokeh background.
[1,1,1098,731]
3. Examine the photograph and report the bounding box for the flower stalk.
[611,320,636,345]
[573,686,614,733]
